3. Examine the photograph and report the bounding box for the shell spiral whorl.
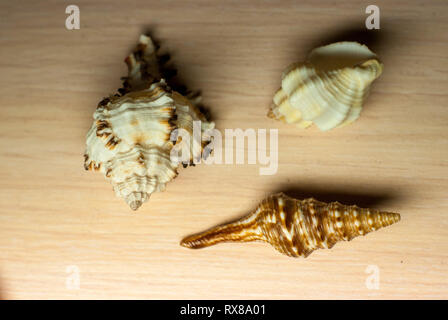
[181,193,400,258]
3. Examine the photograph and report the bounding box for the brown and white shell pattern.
[181,193,400,257]
[84,35,214,210]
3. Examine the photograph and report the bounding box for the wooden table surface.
[0,0,447,300]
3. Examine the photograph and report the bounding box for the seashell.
[84,35,214,210]
[180,193,400,258]
[268,42,383,131]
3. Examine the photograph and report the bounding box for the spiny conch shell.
[84,35,214,210]
[180,193,400,258]
[268,42,383,131]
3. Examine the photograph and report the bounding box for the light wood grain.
[0,0,447,299]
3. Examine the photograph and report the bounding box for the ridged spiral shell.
[181,193,400,258]
[84,35,214,210]
[268,42,383,131]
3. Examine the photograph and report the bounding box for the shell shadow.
[275,184,401,210]
[141,26,213,121]
[304,19,397,54]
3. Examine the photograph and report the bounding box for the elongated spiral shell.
[181,193,400,257]
[84,35,214,210]
[268,42,383,131]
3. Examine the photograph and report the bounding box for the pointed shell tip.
[129,200,142,211]
[179,238,196,249]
